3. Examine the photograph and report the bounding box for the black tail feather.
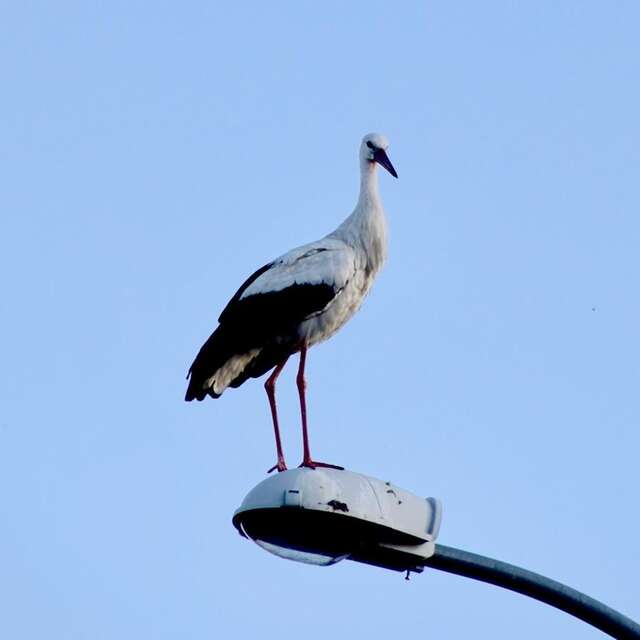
[184,326,232,402]
[184,377,208,401]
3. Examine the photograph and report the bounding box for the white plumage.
[185,132,398,472]
[242,239,355,300]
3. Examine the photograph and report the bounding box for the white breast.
[299,250,381,346]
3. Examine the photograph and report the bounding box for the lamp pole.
[422,544,640,639]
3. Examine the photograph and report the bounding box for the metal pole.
[422,544,640,639]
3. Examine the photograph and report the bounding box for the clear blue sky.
[1,2,638,638]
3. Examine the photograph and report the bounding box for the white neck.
[356,156,382,210]
[329,157,388,275]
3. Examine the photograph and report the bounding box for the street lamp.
[233,467,640,639]
[233,467,441,571]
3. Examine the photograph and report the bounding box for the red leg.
[265,356,289,473]
[297,342,311,464]
[297,342,343,470]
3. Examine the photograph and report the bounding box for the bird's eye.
[366,141,374,149]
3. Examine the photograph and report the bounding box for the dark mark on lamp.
[327,499,349,513]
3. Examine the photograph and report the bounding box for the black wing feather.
[185,262,338,401]
[218,262,274,324]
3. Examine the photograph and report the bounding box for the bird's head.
[360,133,398,178]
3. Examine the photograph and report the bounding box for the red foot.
[267,460,288,474]
[299,459,344,470]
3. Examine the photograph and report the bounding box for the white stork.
[185,133,398,472]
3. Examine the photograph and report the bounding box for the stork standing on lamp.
[185,133,398,472]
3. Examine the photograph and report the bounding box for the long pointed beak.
[373,148,398,178]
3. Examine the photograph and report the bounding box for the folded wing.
[185,239,356,400]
